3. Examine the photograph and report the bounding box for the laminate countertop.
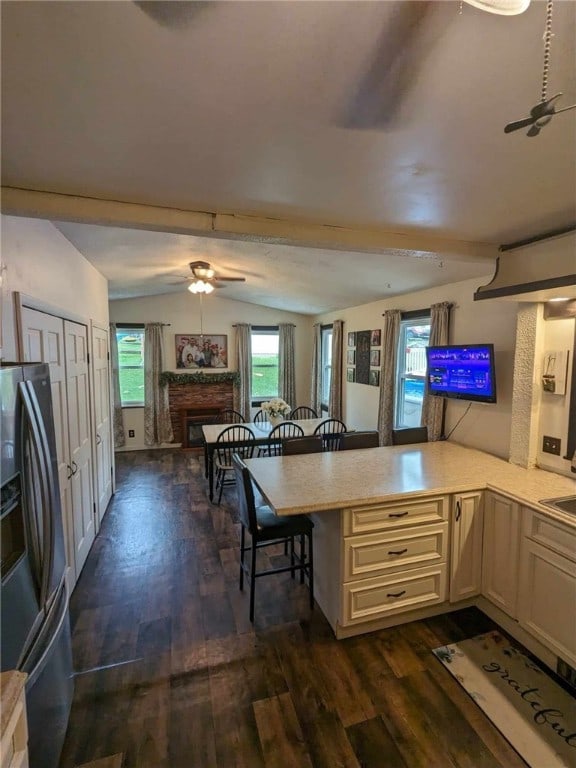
[0,670,26,740]
[244,442,576,524]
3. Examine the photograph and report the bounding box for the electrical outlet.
[128,429,135,438]
[542,435,561,455]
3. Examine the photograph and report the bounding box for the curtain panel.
[422,301,452,441]
[278,323,296,409]
[144,323,174,446]
[311,324,322,415]
[110,322,126,448]
[329,320,344,420]
[235,323,252,421]
[377,310,401,445]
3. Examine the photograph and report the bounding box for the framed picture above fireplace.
[176,334,228,369]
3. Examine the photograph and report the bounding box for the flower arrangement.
[261,398,291,419]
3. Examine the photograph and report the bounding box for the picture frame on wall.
[346,368,355,383]
[346,349,355,365]
[370,349,381,367]
[175,334,228,369]
[369,370,380,387]
[347,332,356,347]
[371,329,381,346]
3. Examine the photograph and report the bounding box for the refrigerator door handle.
[22,580,69,687]
[19,382,53,608]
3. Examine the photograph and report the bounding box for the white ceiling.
[2,1,575,314]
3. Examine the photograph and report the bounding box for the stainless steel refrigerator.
[1,363,74,768]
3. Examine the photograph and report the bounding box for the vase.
[268,415,284,428]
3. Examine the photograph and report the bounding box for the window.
[116,328,145,406]
[321,325,333,412]
[251,327,279,402]
[394,314,431,429]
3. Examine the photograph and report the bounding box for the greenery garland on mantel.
[159,371,240,387]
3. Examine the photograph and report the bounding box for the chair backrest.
[218,409,246,424]
[391,427,429,445]
[232,453,258,535]
[313,418,347,451]
[282,435,324,456]
[253,409,268,423]
[289,406,318,420]
[267,422,305,456]
[215,425,255,464]
[340,430,380,450]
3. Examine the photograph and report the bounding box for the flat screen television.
[426,343,497,403]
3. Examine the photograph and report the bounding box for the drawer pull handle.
[455,500,462,522]
[387,590,406,599]
[388,548,408,556]
[388,512,408,518]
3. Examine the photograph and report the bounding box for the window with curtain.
[321,325,333,413]
[251,326,279,403]
[394,313,430,429]
[115,327,145,406]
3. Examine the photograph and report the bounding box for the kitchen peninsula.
[245,442,576,671]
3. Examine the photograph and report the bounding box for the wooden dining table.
[201,418,327,501]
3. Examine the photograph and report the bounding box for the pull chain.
[541,0,554,102]
[199,292,204,338]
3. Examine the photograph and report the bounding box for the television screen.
[426,344,497,403]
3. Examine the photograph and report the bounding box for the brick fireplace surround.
[168,379,235,446]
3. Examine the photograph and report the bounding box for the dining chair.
[313,418,347,451]
[340,430,380,450]
[214,425,255,504]
[289,406,318,420]
[266,422,305,456]
[391,426,429,445]
[253,408,268,423]
[217,409,246,424]
[232,454,314,623]
[282,435,324,455]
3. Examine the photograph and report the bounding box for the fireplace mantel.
[160,371,240,387]
[166,374,236,444]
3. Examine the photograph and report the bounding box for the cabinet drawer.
[341,564,447,625]
[523,510,576,563]
[343,496,448,535]
[343,523,448,581]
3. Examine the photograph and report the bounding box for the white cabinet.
[341,496,449,627]
[518,509,576,667]
[450,491,483,602]
[481,491,520,618]
[21,307,97,584]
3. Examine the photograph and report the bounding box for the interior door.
[91,324,113,527]
[20,307,76,588]
[64,320,95,578]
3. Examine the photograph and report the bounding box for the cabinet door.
[91,324,113,528]
[481,492,519,617]
[450,491,483,602]
[64,320,95,578]
[518,538,576,667]
[21,307,76,589]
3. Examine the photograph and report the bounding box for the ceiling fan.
[185,261,246,294]
[504,0,576,136]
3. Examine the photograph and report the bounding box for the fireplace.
[167,377,235,445]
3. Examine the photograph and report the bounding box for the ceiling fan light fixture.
[188,279,214,294]
[462,0,530,15]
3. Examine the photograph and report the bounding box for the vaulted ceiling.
[2,1,575,313]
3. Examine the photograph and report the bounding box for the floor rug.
[433,630,576,768]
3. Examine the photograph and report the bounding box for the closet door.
[64,320,95,578]
[91,324,113,527]
[21,307,76,589]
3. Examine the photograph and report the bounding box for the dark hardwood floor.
[60,449,529,768]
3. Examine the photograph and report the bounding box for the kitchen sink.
[539,495,576,516]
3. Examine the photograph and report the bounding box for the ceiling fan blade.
[133,1,208,28]
[526,124,542,137]
[504,116,537,133]
[342,1,434,129]
[214,276,246,282]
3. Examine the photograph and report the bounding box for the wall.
[536,315,575,476]
[315,275,519,460]
[0,215,109,359]
[109,291,313,450]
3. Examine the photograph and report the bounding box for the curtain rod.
[232,323,296,327]
[114,322,171,328]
